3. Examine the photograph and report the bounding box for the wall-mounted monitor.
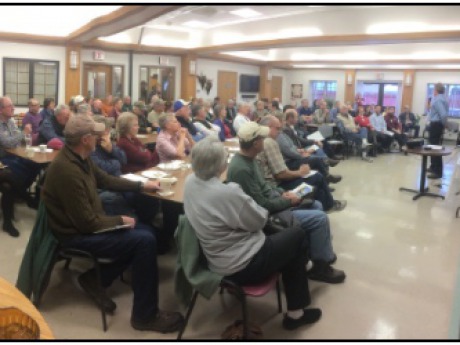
[239,74,260,93]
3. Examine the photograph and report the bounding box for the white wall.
[286,69,346,105]
[196,58,260,103]
[0,41,66,113]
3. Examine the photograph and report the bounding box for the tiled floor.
[2,146,460,339]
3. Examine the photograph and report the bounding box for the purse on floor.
[221,320,263,340]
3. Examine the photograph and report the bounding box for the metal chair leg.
[93,259,108,332]
[177,291,199,340]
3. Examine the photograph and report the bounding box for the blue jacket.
[38,115,65,144]
[213,118,226,142]
[90,144,127,177]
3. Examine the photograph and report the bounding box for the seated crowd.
[1,91,420,337]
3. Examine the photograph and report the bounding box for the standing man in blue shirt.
[427,83,449,179]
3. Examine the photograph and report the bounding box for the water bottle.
[25,134,32,149]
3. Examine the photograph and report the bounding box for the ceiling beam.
[271,59,460,67]
[82,39,188,56]
[68,5,182,43]
[193,30,460,54]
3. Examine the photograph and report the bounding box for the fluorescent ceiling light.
[99,33,132,44]
[182,20,211,29]
[222,51,270,61]
[0,6,120,36]
[230,8,262,18]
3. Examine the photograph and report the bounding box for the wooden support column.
[259,65,272,101]
[65,45,81,103]
[344,69,356,103]
[180,54,196,101]
[401,70,415,110]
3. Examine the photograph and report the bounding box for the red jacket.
[117,136,159,173]
[354,115,374,130]
[384,114,402,132]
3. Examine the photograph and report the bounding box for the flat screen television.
[239,74,260,93]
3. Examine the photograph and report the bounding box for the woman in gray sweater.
[183,137,322,331]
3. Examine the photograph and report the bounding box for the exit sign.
[93,50,105,61]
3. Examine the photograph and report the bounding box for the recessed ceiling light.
[230,8,262,18]
[182,20,211,29]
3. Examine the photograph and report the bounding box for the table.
[0,277,54,339]
[136,133,157,145]
[5,147,58,165]
[399,147,452,200]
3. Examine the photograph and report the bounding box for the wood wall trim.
[0,32,65,46]
[401,70,415,110]
[68,5,182,43]
[193,30,460,54]
[344,70,356,104]
[180,54,196,100]
[197,53,262,67]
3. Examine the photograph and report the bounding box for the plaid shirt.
[0,118,23,157]
[256,137,288,182]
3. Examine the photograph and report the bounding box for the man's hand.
[23,124,32,135]
[282,192,301,205]
[306,148,315,154]
[302,151,311,158]
[298,164,310,176]
[143,180,161,192]
[100,133,112,153]
[121,216,136,229]
[315,141,323,148]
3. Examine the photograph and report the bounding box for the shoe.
[282,308,322,330]
[78,269,117,313]
[427,173,442,179]
[326,159,340,167]
[328,254,337,265]
[307,261,346,284]
[362,155,373,163]
[326,200,347,213]
[3,223,19,237]
[131,310,184,333]
[326,174,342,184]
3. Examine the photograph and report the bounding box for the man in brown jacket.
[42,114,183,333]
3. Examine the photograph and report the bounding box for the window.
[3,58,59,106]
[426,83,460,117]
[310,81,337,102]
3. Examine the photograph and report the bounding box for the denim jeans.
[0,156,41,190]
[286,156,329,177]
[291,208,335,262]
[61,223,159,321]
[309,147,328,159]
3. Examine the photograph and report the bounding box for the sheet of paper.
[307,131,324,141]
[121,173,148,183]
[302,170,318,178]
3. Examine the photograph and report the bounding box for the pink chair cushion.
[241,273,279,297]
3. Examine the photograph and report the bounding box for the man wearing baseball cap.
[227,122,345,284]
[174,99,205,142]
[42,114,184,333]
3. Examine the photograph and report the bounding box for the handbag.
[221,320,263,340]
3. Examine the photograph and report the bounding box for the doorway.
[83,63,124,100]
[357,82,401,112]
[217,71,237,105]
[139,66,175,103]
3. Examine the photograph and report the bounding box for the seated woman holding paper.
[155,113,194,163]
[257,116,346,213]
[117,112,160,173]
[384,106,407,152]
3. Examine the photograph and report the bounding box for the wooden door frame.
[217,70,237,105]
[82,63,124,99]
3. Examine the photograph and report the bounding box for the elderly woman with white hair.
[117,112,159,173]
[156,113,194,163]
[183,137,322,331]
